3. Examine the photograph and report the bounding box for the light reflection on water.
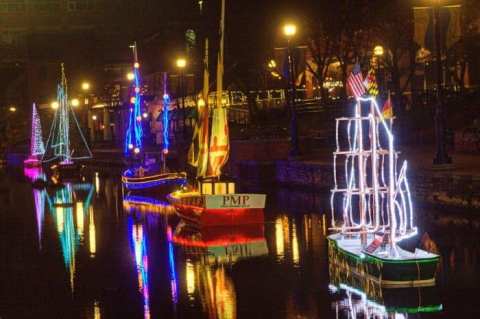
[1,172,480,318]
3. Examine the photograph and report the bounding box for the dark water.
[1,168,480,318]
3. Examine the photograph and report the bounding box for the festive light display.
[124,43,144,156]
[330,96,416,247]
[162,94,170,154]
[128,218,151,318]
[30,103,45,157]
[43,64,92,164]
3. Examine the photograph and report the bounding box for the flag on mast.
[347,63,365,98]
[208,0,229,177]
[382,92,394,119]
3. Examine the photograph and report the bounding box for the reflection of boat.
[123,194,176,215]
[172,222,268,265]
[168,0,265,226]
[121,44,186,195]
[45,182,95,291]
[329,256,442,317]
[328,96,439,288]
[24,103,45,168]
[42,64,92,181]
[128,217,151,319]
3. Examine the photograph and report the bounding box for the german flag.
[382,92,394,119]
[364,68,379,96]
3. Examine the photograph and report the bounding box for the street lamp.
[71,98,80,107]
[81,82,90,91]
[373,45,385,93]
[176,57,187,137]
[283,22,300,156]
[432,0,452,165]
[9,106,16,112]
[51,101,59,110]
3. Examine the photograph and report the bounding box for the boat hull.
[121,172,186,194]
[168,192,266,226]
[327,234,440,288]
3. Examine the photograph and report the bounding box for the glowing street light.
[51,101,59,110]
[374,45,384,57]
[283,23,297,38]
[92,115,97,121]
[82,82,90,91]
[126,72,135,81]
[71,98,80,107]
[9,106,16,112]
[176,58,187,69]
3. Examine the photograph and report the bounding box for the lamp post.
[176,57,187,138]
[432,1,452,165]
[283,23,300,157]
[81,81,93,144]
[373,45,385,93]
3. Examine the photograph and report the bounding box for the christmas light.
[124,45,144,156]
[162,93,171,154]
[42,64,92,164]
[30,103,46,157]
[330,96,416,244]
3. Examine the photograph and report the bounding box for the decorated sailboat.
[24,103,45,168]
[328,95,439,288]
[42,64,92,181]
[167,0,266,226]
[121,44,186,194]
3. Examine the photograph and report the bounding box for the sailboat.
[327,96,439,288]
[167,0,266,226]
[24,103,45,168]
[121,44,186,194]
[42,64,92,181]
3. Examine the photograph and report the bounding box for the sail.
[30,103,45,157]
[208,0,229,177]
[188,38,211,178]
[124,42,144,156]
[43,64,92,163]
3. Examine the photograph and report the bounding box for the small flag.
[364,68,379,96]
[347,63,365,98]
[382,92,394,119]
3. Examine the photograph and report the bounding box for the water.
[1,168,480,318]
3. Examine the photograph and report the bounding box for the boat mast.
[162,72,170,172]
[355,99,367,246]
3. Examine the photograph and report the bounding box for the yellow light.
[82,82,90,91]
[374,45,384,57]
[134,147,140,154]
[92,115,97,120]
[275,217,285,260]
[197,98,206,107]
[283,23,297,37]
[127,72,135,81]
[51,101,59,109]
[134,62,140,69]
[76,202,84,238]
[9,106,16,112]
[89,207,96,257]
[71,98,80,107]
[186,261,196,296]
[268,59,277,69]
[176,58,187,69]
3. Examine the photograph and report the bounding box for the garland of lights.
[162,93,171,154]
[43,64,92,163]
[330,96,416,245]
[124,43,144,156]
[30,103,45,157]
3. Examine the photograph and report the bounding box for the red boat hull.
[174,204,264,226]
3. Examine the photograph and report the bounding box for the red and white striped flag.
[347,63,365,98]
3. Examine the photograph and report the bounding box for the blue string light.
[162,94,170,154]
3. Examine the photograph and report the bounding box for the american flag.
[347,63,365,98]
